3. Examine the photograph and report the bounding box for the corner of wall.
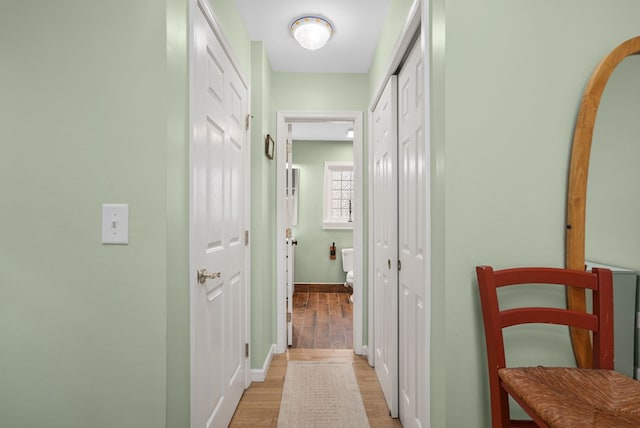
[166,0,192,426]
[250,344,277,382]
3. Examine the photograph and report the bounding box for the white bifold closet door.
[372,75,399,417]
[371,37,427,427]
[397,39,428,428]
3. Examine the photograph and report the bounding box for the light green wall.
[207,0,251,78]
[292,140,354,284]
[166,0,190,426]
[0,0,255,426]
[437,1,640,426]
[272,73,369,112]
[250,41,277,368]
[429,0,447,425]
[0,1,169,426]
[586,56,640,271]
[368,0,416,95]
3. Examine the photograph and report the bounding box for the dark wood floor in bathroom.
[292,290,353,349]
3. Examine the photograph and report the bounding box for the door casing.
[275,111,364,354]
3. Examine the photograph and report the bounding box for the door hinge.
[287,312,292,323]
[245,343,249,358]
[245,114,253,131]
[398,259,402,271]
[244,230,249,246]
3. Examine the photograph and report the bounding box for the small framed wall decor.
[265,134,275,160]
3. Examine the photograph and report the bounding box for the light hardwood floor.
[229,349,403,427]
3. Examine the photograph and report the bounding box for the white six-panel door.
[191,4,248,427]
[372,76,399,417]
[398,40,427,428]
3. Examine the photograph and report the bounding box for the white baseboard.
[360,345,369,357]
[251,344,276,382]
[365,345,374,366]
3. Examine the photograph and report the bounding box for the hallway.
[229,349,402,427]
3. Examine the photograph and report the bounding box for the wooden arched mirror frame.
[566,35,640,368]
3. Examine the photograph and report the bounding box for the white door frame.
[188,0,252,424]
[275,111,364,354]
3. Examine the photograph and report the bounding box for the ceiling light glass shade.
[290,16,334,51]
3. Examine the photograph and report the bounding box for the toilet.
[341,248,354,289]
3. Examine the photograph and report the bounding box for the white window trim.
[323,161,354,230]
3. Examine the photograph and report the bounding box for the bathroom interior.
[287,122,355,349]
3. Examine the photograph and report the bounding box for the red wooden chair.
[476,265,640,427]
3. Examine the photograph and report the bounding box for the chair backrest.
[476,266,614,426]
[476,265,614,375]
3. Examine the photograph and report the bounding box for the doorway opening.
[275,111,364,354]
[288,124,355,349]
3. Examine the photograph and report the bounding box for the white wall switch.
[102,203,129,244]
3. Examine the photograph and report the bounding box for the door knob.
[197,268,221,285]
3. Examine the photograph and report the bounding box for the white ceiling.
[236,0,392,74]
[291,122,353,141]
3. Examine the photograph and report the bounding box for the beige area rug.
[278,361,370,428]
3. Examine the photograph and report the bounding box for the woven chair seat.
[499,367,640,427]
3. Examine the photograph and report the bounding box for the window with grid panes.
[322,161,354,229]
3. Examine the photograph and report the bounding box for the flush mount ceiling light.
[290,15,334,51]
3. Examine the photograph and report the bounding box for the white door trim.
[369,0,421,112]
[188,0,252,425]
[192,0,249,89]
[275,111,364,355]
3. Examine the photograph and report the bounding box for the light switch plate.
[102,204,129,244]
